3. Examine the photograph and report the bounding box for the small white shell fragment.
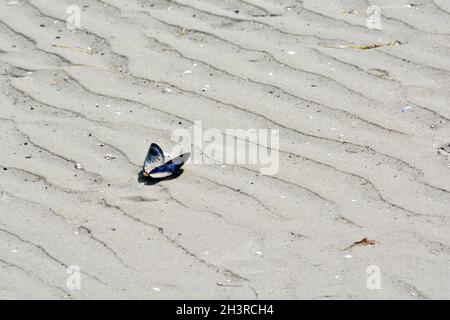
[401,106,412,112]
[152,287,161,292]
[287,51,296,55]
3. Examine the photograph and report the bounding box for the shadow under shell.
[137,169,185,185]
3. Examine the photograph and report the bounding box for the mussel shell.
[143,143,165,176]
[149,153,190,179]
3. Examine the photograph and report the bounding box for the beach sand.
[0,0,450,299]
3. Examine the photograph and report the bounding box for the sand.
[0,0,450,299]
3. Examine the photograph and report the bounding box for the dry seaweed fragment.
[343,237,379,251]
[176,28,189,37]
[217,281,242,287]
[51,44,94,54]
[252,14,282,17]
[367,68,389,78]
[320,40,402,50]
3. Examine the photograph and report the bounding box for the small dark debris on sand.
[343,237,379,251]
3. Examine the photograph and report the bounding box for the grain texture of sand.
[0,0,450,299]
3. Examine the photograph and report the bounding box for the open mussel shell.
[148,152,191,179]
[142,143,165,177]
